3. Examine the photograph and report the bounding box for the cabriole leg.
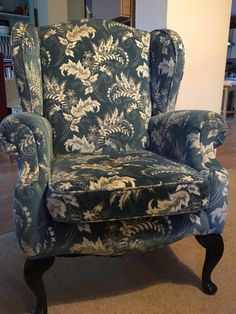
[195,234,224,295]
[24,256,55,314]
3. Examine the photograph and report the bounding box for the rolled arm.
[148,110,229,233]
[0,112,54,254]
[0,112,53,182]
[148,110,227,172]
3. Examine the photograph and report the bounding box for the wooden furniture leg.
[24,256,55,314]
[195,234,224,295]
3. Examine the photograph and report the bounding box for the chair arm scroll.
[0,112,53,184]
[148,110,227,172]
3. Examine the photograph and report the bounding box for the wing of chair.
[0,19,228,314]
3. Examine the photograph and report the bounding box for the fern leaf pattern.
[92,36,129,69]
[44,76,67,105]
[36,19,152,154]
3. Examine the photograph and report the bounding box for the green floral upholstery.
[150,29,184,115]
[13,20,152,155]
[47,150,209,223]
[0,19,228,258]
[10,23,43,114]
[148,110,228,233]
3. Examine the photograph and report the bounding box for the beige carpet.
[0,171,235,314]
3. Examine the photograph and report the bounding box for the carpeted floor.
[0,170,235,314]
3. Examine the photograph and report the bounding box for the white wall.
[92,0,120,20]
[48,0,68,24]
[67,0,84,21]
[167,0,232,112]
[135,0,167,31]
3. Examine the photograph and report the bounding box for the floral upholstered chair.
[0,19,228,314]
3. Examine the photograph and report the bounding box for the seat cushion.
[47,150,210,223]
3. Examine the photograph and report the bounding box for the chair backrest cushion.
[11,20,185,155]
[39,19,152,154]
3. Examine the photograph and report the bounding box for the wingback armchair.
[0,19,228,314]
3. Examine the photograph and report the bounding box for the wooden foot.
[24,256,55,314]
[195,234,224,295]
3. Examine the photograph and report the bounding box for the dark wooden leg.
[195,234,224,295]
[24,256,55,314]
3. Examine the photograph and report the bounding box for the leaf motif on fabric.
[110,189,141,210]
[77,223,92,233]
[135,33,150,60]
[89,175,136,191]
[19,161,39,184]
[63,97,101,132]
[92,35,129,67]
[12,45,20,57]
[210,202,227,224]
[65,135,95,153]
[83,203,103,221]
[122,222,152,237]
[62,194,79,207]
[190,214,201,226]
[47,195,67,219]
[207,129,219,139]
[13,23,34,49]
[60,60,98,93]
[44,76,67,104]
[186,132,201,150]
[58,36,69,46]
[18,133,34,151]
[66,24,96,42]
[69,237,114,255]
[24,60,42,109]
[21,240,38,256]
[58,24,96,56]
[93,108,135,147]
[119,217,172,239]
[151,129,163,149]
[19,206,32,230]
[137,63,149,78]
[146,190,190,215]
[108,73,141,102]
[158,57,175,77]
[176,184,200,196]
[60,60,90,79]
[47,226,56,244]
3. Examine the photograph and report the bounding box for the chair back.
[11,19,184,154]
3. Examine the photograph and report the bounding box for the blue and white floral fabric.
[148,110,228,233]
[0,19,228,257]
[47,150,209,223]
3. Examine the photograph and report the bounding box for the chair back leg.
[195,234,224,295]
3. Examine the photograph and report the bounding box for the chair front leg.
[195,234,224,295]
[24,256,55,314]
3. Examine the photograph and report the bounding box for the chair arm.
[148,110,229,233]
[0,112,54,255]
[148,110,227,172]
[0,112,53,183]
